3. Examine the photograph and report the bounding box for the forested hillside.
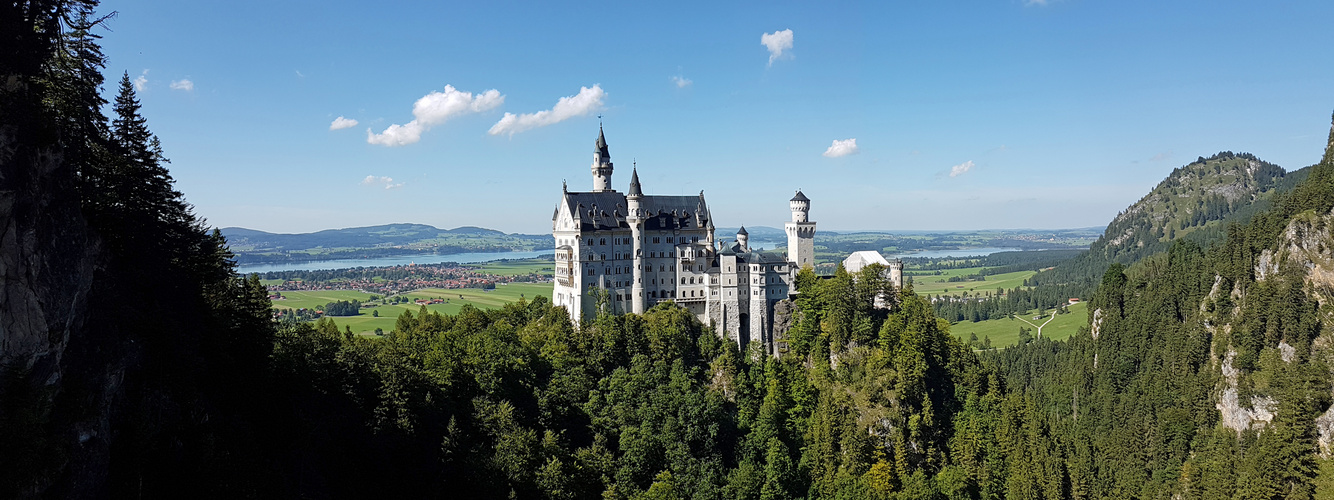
[1030,151,1300,294]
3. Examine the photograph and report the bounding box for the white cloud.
[949,160,976,177]
[361,175,403,190]
[169,79,193,91]
[133,70,148,91]
[670,75,692,88]
[367,85,504,147]
[822,138,859,158]
[761,29,794,65]
[329,116,359,131]
[488,85,605,137]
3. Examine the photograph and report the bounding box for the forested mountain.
[1030,152,1304,293]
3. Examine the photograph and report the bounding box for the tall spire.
[595,124,609,158]
[591,125,614,192]
[627,167,642,197]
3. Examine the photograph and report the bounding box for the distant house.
[1068,298,1082,305]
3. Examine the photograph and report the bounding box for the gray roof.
[790,190,809,202]
[595,127,609,157]
[627,168,643,196]
[736,226,748,236]
[560,191,710,232]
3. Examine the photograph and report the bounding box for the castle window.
[667,237,674,243]
[692,237,699,243]
[660,266,665,272]
[588,239,594,246]
[670,265,675,271]
[653,237,660,244]
[601,254,606,261]
[600,238,606,245]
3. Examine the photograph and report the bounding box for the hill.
[220,223,552,265]
[1030,151,1305,291]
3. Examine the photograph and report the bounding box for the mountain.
[983,114,1334,497]
[220,223,543,251]
[1030,151,1306,290]
[220,223,553,265]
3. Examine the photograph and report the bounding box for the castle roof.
[595,126,609,158]
[790,190,809,202]
[844,250,891,274]
[627,168,642,197]
[736,226,748,236]
[558,191,710,232]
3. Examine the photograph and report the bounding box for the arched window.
[600,238,606,245]
[587,239,593,246]
[680,277,686,284]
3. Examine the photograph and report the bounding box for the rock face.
[0,90,108,496]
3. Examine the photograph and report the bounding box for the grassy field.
[907,267,1037,297]
[271,282,551,335]
[948,301,1088,348]
[464,258,554,277]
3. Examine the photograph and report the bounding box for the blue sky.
[97,0,1334,234]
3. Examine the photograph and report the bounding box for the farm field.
[907,267,1037,297]
[464,258,554,277]
[271,282,551,335]
[949,301,1088,348]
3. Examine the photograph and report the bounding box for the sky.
[96,0,1334,235]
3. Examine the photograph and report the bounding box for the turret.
[592,126,614,192]
[626,167,646,314]
[737,226,749,251]
[790,190,810,222]
[784,190,816,269]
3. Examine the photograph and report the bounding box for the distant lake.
[888,247,1021,259]
[235,244,1024,274]
[236,249,554,274]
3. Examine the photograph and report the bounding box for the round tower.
[592,126,614,192]
[784,190,816,269]
[737,226,749,251]
[627,168,646,314]
[790,191,810,222]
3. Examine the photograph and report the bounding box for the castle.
[551,127,814,355]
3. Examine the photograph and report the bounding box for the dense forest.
[7,1,1334,498]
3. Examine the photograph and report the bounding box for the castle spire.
[592,125,614,192]
[627,167,642,197]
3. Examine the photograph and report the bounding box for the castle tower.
[591,126,614,192]
[627,168,646,314]
[737,226,749,251]
[785,190,816,269]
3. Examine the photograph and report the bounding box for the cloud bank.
[949,160,975,177]
[367,85,504,147]
[169,79,193,91]
[822,138,859,158]
[361,175,403,190]
[761,29,794,65]
[488,85,605,136]
[329,116,358,131]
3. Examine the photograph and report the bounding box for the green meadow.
[907,266,1037,297]
[464,258,554,277]
[271,282,552,335]
[948,301,1088,348]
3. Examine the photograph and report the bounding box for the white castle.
[551,127,816,355]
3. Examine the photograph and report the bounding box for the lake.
[234,244,1025,274]
[888,247,1022,259]
[236,249,554,274]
